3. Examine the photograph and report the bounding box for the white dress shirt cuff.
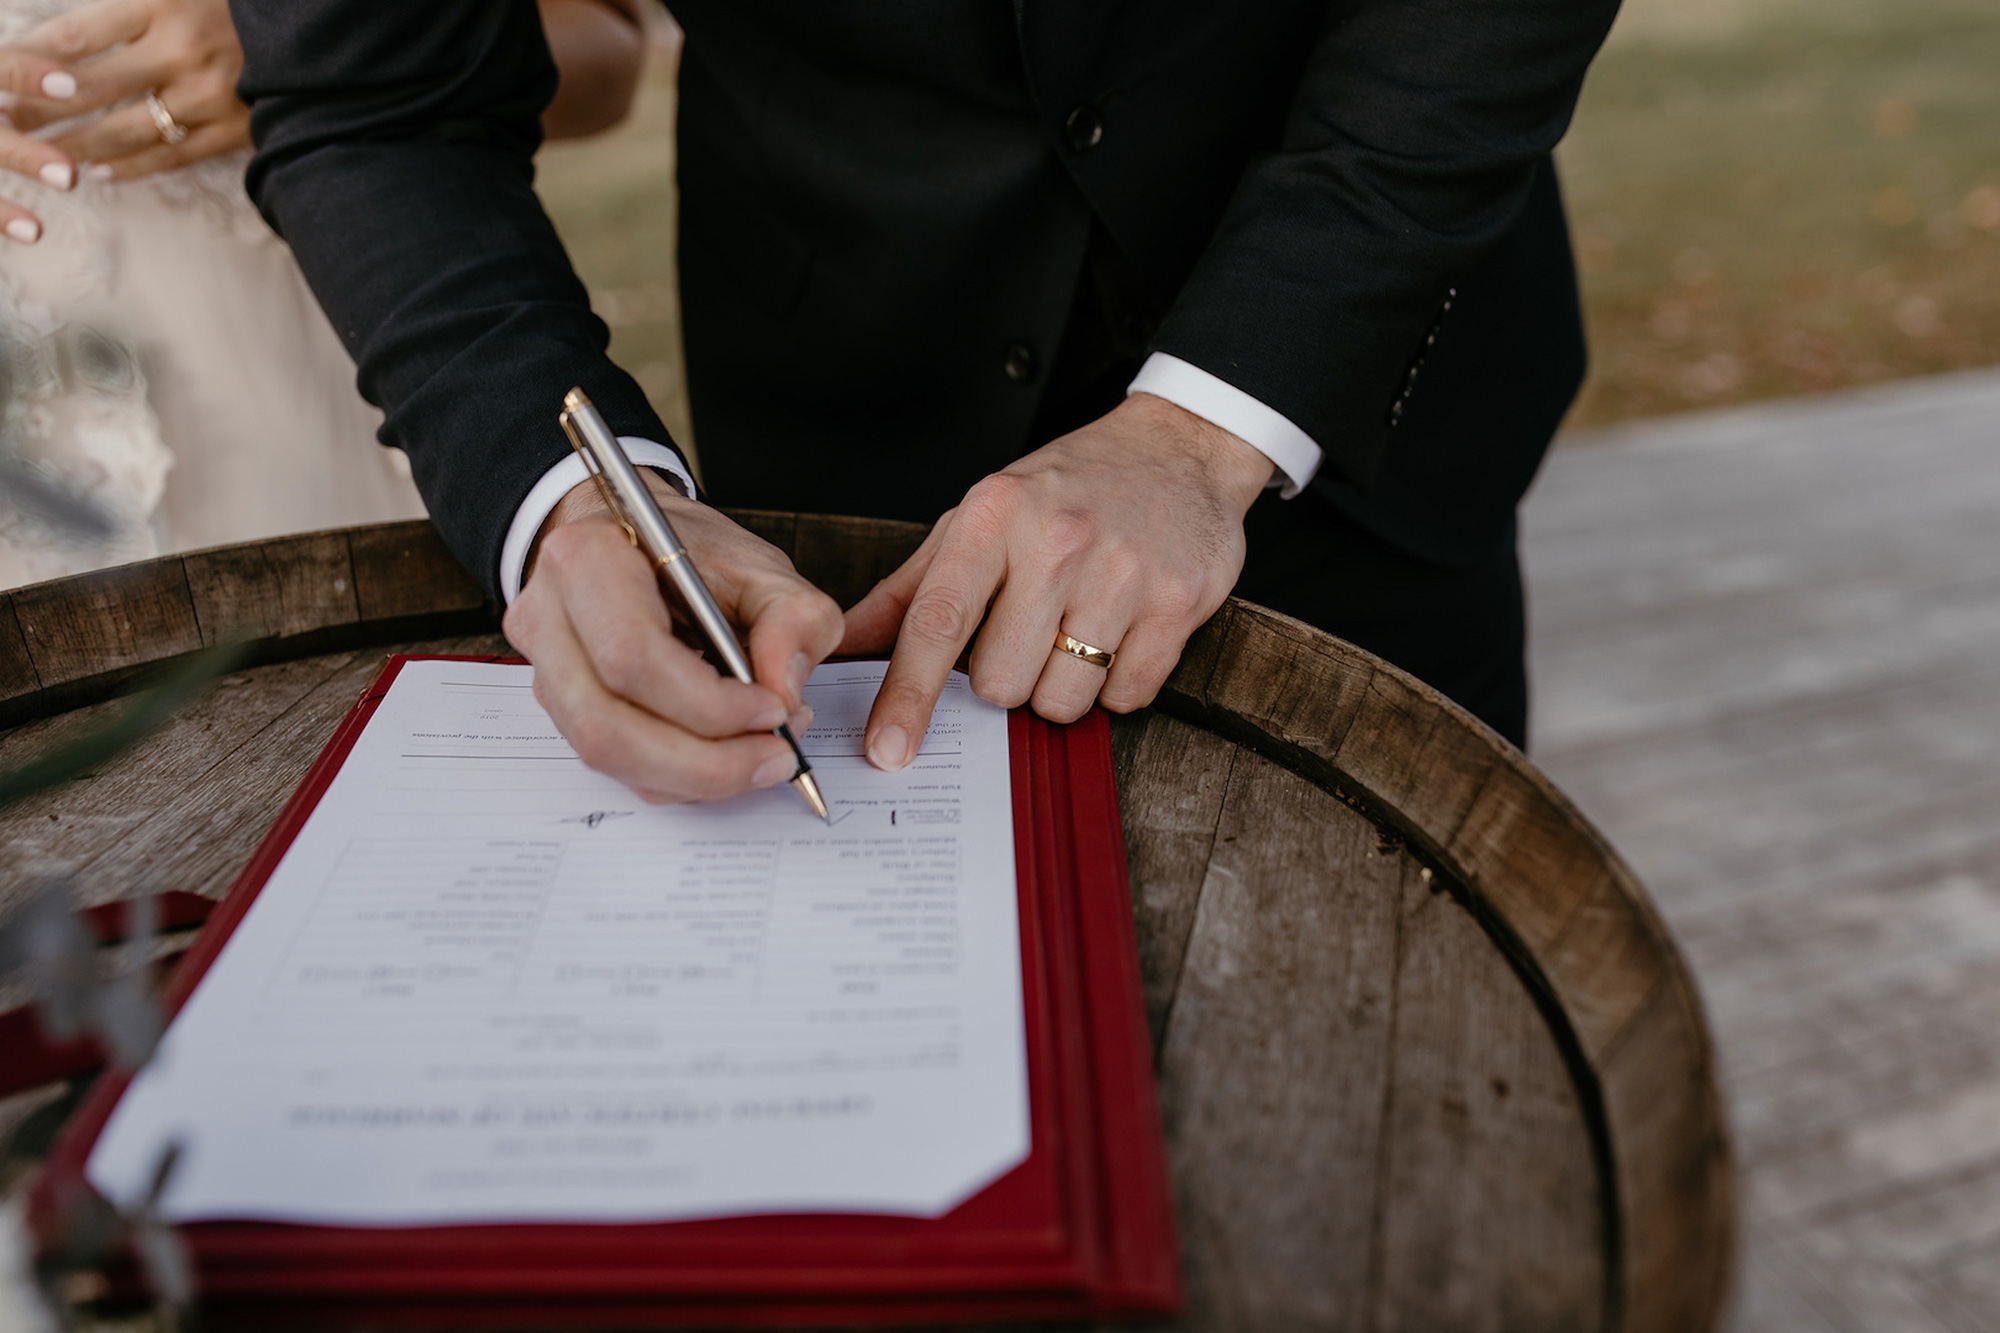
[499,439,698,605]
[1127,352,1323,499]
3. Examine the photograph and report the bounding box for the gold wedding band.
[1055,631,1116,670]
[145,91,188,146]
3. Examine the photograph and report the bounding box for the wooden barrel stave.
[1151,601,1733,1333]
[0,636,504,911]
[1119,713,1604,1331]
[0,518,1732,1331]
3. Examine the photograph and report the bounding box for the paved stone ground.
[1523,368,2000,1332]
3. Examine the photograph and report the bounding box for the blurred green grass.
[537,0,2000,450]
[1561,0,2000,426]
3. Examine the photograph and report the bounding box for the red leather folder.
[37,655,1180,1327]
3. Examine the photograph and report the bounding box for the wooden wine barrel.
[0,517,1733,1333]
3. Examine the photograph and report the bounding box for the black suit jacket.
[234,0,1618,598]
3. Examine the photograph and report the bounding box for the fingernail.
[786,651,810,700]
[4,217,39,245]
[40,71,77,99]
[753,702,787,730]
[38,162,73,190]
[0,90,15,110]
[752,753,796,789]
[789,704,814,734]
[83,163,113,182]
[867,725,909,772]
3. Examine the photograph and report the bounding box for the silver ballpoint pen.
[557,387,830,822]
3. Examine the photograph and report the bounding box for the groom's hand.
[503,475,844,804]
[840,392,1273,770]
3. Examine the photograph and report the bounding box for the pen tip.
[793,770,830,823]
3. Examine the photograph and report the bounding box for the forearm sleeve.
[1150,0,1621,490]
[231,0,677,598]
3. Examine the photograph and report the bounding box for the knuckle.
[784,585,845,642]
[902,590,973,646]
[1099,679,1160,714]
[957,475,1023,531]
[161,33,203,70]
[565,711,616,770]
[811,587,843,628]
[591,628,651,700]
[1095,538,1147,590]
[190,74,233,111]
[48,21,87,57]
[1039,694,1090,725]
[1037,508,1096,563]
[1149,569,1209,622]
[969,665,1032,711]
[501,600,534,646]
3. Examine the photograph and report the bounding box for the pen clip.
[558,408,640,550]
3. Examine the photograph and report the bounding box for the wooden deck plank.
[1529,370,2000,752]
[1524,369,2000,1332]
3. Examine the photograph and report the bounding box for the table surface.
[0,516,1734,1332]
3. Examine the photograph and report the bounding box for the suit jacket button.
[1064,105,1104,153]
[1004,341,1039,384]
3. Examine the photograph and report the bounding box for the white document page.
[87,659,1027,1226]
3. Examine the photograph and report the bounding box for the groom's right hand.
[502,475,845,804]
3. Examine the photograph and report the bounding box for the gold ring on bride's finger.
[145,91,188,145]
[1054,631,1116,671]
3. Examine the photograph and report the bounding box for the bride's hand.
[0,0,640,246]
[0,45,83,243]
[0,0,246,211]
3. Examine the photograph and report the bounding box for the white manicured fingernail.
[83,163,112,182]
[38,161,73,190]
[867,725,909,772]
[752,754,795,789]
[41,71,77,99]
[5,217,40,244]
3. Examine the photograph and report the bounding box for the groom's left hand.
[839,393,1273,771]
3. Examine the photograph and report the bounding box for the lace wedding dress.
[0,0,426,589]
